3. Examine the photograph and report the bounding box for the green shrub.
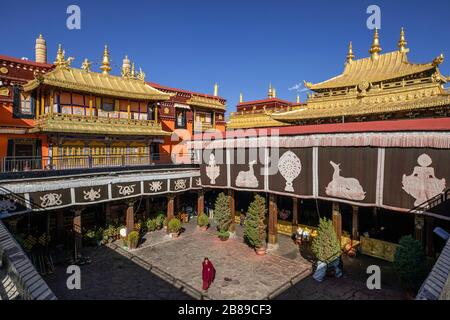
[218,230,230,239]
[83,229,97,246]
[128,231,140,249]
[103,225,118,243]
[197,213,209,227]
[311,218,341,263]
[393,235,428,292]
[156,213,166,228]
[243,194,267,248]
[146,219,158,232]
[214,192,232,233]
[168,218,182,233]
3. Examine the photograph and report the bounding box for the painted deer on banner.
[236,160,259,188]
[325,161,366,201]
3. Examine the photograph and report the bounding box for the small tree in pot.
[197,212,209,231]
[127,231,140,249]
[168,218,182,238]
[244,194,267,255]
[214,192,232,241]
[311,217,342,282]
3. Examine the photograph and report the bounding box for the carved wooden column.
[56,211,64,242]
[167,194,175,221]
[332,202,342,243]
[125,201,135,235]
[352,205,360,240]
[292,198,299,226]
[144,197,150,220]
[229,189,235,232]
[198,190,205,216]
[425,216,435,257]
[72,208,83,258]
[268,194,278,246]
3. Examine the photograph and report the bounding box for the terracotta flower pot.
[171,232,179,239]
[200,226,208,232]
[255,247,266,255]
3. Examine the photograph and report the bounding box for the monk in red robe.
[202,257,216,291]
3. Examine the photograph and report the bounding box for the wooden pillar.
[167,194,175,221]
[292,198,299,226]
[105,203,112,225]
[414,215,425,245]
[425,216,435,257]
[228,190,235,232]
[127,101,131,120]
[352,205,360,240]
[125,201,135,235]
[36,91,40,117]
[56,211,64,242]
[268,194,278,245]
[198,190,205,215]
[49,90,54,114]
[332,202,342,243]
[144,197,150,220]
[40,93,45,116]
[154,104,158,122]
[73,208,83,258]
[175,194,181,214]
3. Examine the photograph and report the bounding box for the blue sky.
[2,0,450,115]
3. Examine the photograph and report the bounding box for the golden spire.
[131,63,135,79]
[272,87,276,98]
[296,94,300,104]
[54,44,65,65]
[100,45,111,75]
[81,58,92,72]
[121,55,131,78]
[214,83,218,96]
[137,67,146,82]
[268,83,273,98]
[398,27,408,53]
[346,41,355,64]
[239,93,243,103]
[369,28,382,60]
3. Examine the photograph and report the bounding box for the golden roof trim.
[30,113,171,136]
[227,112,289,129]
[23,67,173,101]
[186,95,226,110]
[307,51,438,90]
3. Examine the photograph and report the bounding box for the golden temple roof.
[186,95,226,111]
[306,50,438,91]
[23,66,172,101]
[227,112,290,129]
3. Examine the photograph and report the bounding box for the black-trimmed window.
[102,97,115,112]
[147,102,156,120]
[175,108,187,128]
[13,86,35,118]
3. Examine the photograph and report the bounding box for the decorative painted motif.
[0,199,17,214]
[40,193,63,208]
[402,153,446,206]
[148,181,163,192]
[206,153,220,184]
[325,161,366,200]
[117,184,136,196]
[278,151,301,192]
[174,179,187,190]
[83,188,101,201]
[236,160,259,188]
[195,177,202,186]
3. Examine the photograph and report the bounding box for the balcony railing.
[0,153,196,173]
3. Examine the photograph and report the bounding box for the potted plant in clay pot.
[168,218,182,238]
[155,213,165,230]
[244,194,267,255]
[127,230,140,249]
[197,212,209,231]
[214,192,232,241]
[146,219,157,232]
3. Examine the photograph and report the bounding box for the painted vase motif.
[206,153,220,184]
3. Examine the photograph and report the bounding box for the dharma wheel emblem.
[278,151,301,192]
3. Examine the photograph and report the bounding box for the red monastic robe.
[202,260,216,290]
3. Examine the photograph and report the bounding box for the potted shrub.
[163,217,169,231]
[243,194,267,255]
[155,213,166,230]
[393,235,428,298]
[103,225,118,243]
[197,213,209,231]
[311,217,342,282]
[127,230,140,249]
[168,218,182,238]
[214,192,232,241]
[146,219,158,232]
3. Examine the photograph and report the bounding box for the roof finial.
[398,27,408,53]
[268,83,273,98]
[121,55,131,78]
[346,41,355,64]
[369,28,382,60]
[54,44,65,65]
[239,93,243,103]
[214,83,218,96]
[296,94,300,104]
[137,67,146,82]
[81,58,92,72]
[35,34,47,64]
[131,62,135,79]
[272,87,276,98]
[100,45,111,75]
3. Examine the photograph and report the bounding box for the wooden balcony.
[30,113,170,136]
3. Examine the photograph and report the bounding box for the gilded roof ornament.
[432,53,445,67]
[100,45,112,75]
[137,67,146,82]
[346,41,355,64]
[369,29,382,60]
[121,55,131,78]
[239,93,243,103]
[398,27,409,53]
[268,83,274,98]
[81,58,92,72]
[131,63,136,79]
[54,44,73,69]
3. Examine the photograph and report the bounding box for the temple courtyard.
[43,220,405,300]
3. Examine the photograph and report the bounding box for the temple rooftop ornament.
[398,27,409,53]
[81,58,92,72]
[214,83,219,96]
[268,83,274,98]
[137,67,146,82]
[121,55,131,78]
[346,41,355,64]
[131,63,136,79]
[239,93,243,103]
[369,28,382,60]
[54,44,73,69]
[100,45,111,75]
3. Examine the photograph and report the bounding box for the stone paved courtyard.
[44,219,405,300]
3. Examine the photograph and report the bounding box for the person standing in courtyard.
[202,257,216,291]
